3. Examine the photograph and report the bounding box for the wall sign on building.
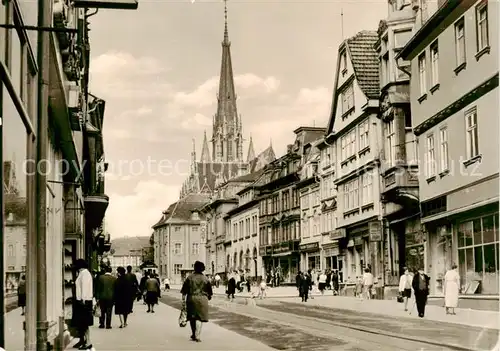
[299,242,319,252]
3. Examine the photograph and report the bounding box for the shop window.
[3,85,29,288]
[457,214,499,294]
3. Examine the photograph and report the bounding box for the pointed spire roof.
[246,135,256,162]
[213,0,240,162]
[223,0,229,45]
[200,130,211,163]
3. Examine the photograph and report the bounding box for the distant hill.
[110,236,150,256]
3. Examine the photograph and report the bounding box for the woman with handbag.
[72,259,94,350]
[180,261,213,342]
[398,267,413,311]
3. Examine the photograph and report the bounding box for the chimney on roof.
[286,144,293,153]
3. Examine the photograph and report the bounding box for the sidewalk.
[64,300,273,350]
[169,285,500,330]
[5,307,24,351]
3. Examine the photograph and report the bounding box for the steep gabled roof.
[326,30,380,135]
[153,193,210,228]
[346,31,380,99]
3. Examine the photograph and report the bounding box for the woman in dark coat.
[114,266,130,328]
[226,272,236,300]
[181,261,213,342]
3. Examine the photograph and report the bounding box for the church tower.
[212,0,243,163]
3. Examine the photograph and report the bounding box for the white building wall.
[228,205,260,277]
[46,143,64,342]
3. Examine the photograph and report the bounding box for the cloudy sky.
[88,0,387,239]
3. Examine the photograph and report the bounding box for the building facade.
[152,194,209,284]
[317,135,341,279]
[201,195,238,278]
[374,0,420,296]
[399,0,499,305]
[258,127,324,284]
[225,173,263,280]
[1,0,111,348]
[297,139,322,273]
[325,31,385,295]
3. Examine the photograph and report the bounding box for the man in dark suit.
[412,268,430,318]
[125,265,139,313]
[96,266,116,328]
[300,270,313,302]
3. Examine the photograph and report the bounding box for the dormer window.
[191,211,200,221]
[341,51,347,75]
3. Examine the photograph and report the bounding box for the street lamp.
[72,0,139,9]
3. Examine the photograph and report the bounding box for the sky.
[87,0,388,239]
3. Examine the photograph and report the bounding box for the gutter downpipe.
[36,0,52,347]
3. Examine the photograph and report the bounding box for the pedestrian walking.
[181,261,213,343]
[139,272,148,304]
[96,266,116,329]
[215,274,221,288]
[296,271,303,298]
[114,266,132,327]
[412,268,430,318]
[145,273,161,313]
[258,280,268,299]
[18,275,26,316]
[125,265,139,313]
[72,259,94,350]
[300,270,313,302]
[326,270,332,290]
[398,267,413,311]
[164,277,171,291]
[362,268,374,300]
[354,276,363,299]
[226,272,236,300]
[318,271,327,295]
[444,264,460,315]
[332,270,339,295]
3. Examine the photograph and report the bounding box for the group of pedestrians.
[398,265,460,318]
[70,260,163,350]
[94,265,138,329]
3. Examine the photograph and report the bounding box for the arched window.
[245,249,250,271]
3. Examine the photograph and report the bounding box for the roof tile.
[346,30,380,99]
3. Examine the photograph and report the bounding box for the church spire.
[200,130,211,163]
[212,0,243,163]
[223,0,229,44]
[246,135,255,162]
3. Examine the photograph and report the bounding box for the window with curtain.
[439,127,449,172]
[455,18,466,66]
[465,108,479,159]
[425,134,436,178]
[385,119,396,166]
[476,1,489,51]
[430,41,439,87]
[358,120,370,151]
[418,53,427,96]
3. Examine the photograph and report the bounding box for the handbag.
[178,301,187,328]
[397,292,404,303]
